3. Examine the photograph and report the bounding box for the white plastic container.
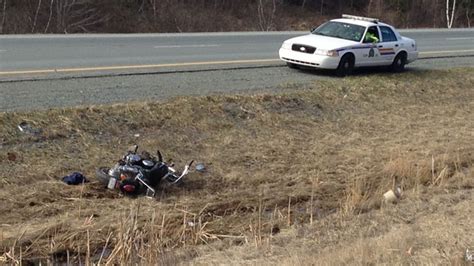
[383,190,398,204]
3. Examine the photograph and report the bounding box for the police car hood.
[286,34,358,50]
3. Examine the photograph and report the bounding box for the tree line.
[0,0,472,34]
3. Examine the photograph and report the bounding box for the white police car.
[279,14,418,76]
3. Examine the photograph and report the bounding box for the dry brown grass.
[0,68,473,264]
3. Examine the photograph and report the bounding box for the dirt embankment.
[0,68,473,264]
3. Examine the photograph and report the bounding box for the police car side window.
[380,26,398,42]
[363,26,380,43]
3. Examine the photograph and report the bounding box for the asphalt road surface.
[0,29,473,112]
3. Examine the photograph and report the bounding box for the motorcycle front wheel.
[96,167,113,186]
[166,174,184,186]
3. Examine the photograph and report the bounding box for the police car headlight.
[315,49,339,57]
[327,50,339,57]
[281,42,292,50]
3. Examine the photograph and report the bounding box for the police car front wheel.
[336,54,355,77]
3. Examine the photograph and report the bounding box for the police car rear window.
[380,26,398,42]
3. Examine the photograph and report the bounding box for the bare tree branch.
[446,0,457,28]
[1,0,472,34]
[257,0,277,31]
[32,0,42,33]
[0,0,7,34]
[44,0,54,33]
[467,7,471,27]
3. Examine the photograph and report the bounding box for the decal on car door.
[378,48,395,55]
[368,48,375,57]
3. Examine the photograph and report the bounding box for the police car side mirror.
[310,27,316,33]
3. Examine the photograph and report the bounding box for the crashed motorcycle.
[96,145,193,197]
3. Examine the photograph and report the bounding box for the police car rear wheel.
[391,52,407,72]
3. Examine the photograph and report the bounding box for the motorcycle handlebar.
[157,150,163,162]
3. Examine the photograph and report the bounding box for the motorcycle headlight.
[315,49,339,57]
[281,42,292,50]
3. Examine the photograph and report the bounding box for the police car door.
[378,25,399,65]
[361,26,383,66]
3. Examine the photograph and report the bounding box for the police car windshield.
[312,21,366,42]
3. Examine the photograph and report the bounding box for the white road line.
[0,49,472,76]
[0,58,279,75]
[0,50,6,52]
[154,44,221,48]
[446,37,474,40]
[420,49,474,54]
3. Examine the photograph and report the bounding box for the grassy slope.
[0,68,473,264]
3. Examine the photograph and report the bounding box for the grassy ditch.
[0,68,473,264]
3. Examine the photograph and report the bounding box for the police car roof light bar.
[342,14,379,23]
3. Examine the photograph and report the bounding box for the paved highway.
[1,29,473,77]
[0,29,473,111]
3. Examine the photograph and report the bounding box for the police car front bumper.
[279,48,340,69]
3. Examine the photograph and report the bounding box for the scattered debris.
[466,248,474,262]
[395,186,402,198]
[223,103,256,120]
[383,187,402,203]
[195,163,206,172]
[271,226,280,235]
[62,172,88,185]
[6,152,17,162]
[17,121,42,136]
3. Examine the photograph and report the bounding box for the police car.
[279,14,418,76]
